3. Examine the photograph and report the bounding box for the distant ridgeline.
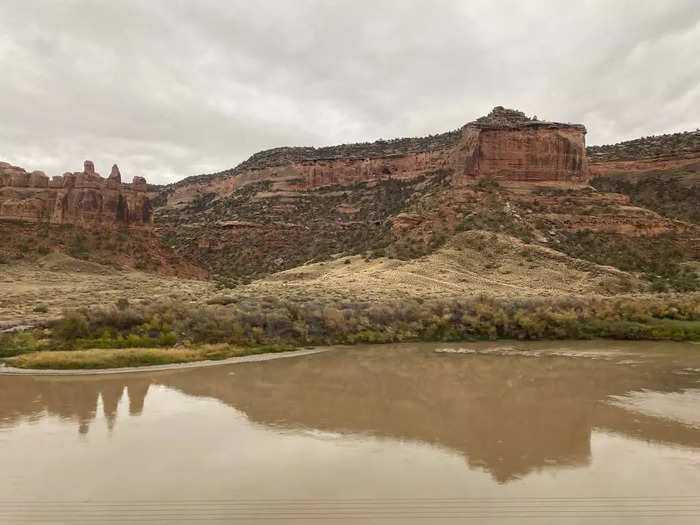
[174,130,469,188]
[173,106,589,190]
[587,130,700,178]
[587,130,700,162]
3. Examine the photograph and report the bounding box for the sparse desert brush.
[206,295,237,305]
[53,310,89,343]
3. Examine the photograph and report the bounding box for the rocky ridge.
[164,107,589,208]
[0,160,206,277]
[2,106,697,290]
[154,107,696,291]
[588,130,700,175]
[0,160,152,226]
[183,107,585,181]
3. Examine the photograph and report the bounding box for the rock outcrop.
[153,107,696,285]
[588,130,700,175]
[165,107,589,206]
[0,160,152,227]
[454,107,587,184]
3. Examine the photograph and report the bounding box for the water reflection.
[1,341,699,483]
[0,376,150,434]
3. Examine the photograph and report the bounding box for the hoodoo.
[0,160,152,227]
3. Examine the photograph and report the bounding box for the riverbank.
[2,343,299,371]
[1,295,698,372]
[0,346,329,375]
[3,324,700,373]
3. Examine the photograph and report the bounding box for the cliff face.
[164,107,589,206]
[588,130,700,175]
[454,109,587,184]
[154,107,696,290]
[0,160,152,227]
[0,160,205,277]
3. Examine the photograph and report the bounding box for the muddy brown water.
[1,340,700,524]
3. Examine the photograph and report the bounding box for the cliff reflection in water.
[2,341,699,483]
[0,376,151,434]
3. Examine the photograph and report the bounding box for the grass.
[9,343,297,370]
[645,319,700,340]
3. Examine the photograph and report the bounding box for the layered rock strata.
[455,107,587,184]
[165,107,589,206]
[0,160,152,226]
[153,107,697,281]
[588,130,700,175]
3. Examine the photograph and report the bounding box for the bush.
[206,295,237,305]
[0,330,49,357]
[53,311,89,343]
[30,294,699,353]
[116,298,130,311]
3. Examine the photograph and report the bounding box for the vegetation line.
[0,347,328,374]
[1,294,697,370]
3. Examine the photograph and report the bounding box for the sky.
[1,0,699,184]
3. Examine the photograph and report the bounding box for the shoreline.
[0,347,331,376]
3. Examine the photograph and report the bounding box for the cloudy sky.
[1,0,698,184]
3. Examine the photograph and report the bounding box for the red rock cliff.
[0,160,152,227]
[587,130,700,175]
[165,107,588,205]
[453,107,587,184]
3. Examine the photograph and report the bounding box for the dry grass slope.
[242,230,637,302]
[0,254,215,328]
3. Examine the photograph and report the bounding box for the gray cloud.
[1,0,698,184]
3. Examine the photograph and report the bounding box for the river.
[1,340,700,523]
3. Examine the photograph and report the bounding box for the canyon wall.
[0,160,152,227]
[164,107,589,206]
[458,127,587,182]
[588,130,700,175]
[153,107,698,282]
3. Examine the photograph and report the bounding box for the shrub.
[206,296,237,305]
[53,311,89,343]
[116,298,130,311]
[18,293,698,355]
[0,330,49,357]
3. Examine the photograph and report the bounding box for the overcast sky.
[1,0,698,184]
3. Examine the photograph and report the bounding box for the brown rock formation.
[83,160,95,175]
[155,107,699,281]
[163,107,589,206]
[454,108,587,184]
[0,160,152,227]
[588,130,700,175]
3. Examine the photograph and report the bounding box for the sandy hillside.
[237,231,638,302]
[1,231,643,329]
[0,254,215,328]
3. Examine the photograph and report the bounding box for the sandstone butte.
[168,106,591,206]
[152,106,700,285]
[0,160,152,227]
